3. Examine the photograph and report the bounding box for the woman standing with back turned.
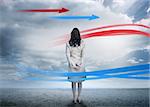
[66,28,85,103]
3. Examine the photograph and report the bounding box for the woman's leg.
[72,82,77,103]
[77,82,82,102]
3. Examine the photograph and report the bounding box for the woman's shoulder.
[66,42,71,48]
[81,40,84,43]
[66,40,84,47]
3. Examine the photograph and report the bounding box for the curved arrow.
[50,24,150,46]
[52,29,150,46]
[16,64,150,82]
[17,8,69,13]
[16,64,149,77]
[25,74,149,82]
[82,29,150,39]
[81,24,150,33]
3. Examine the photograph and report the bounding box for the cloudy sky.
[0,0,150,88]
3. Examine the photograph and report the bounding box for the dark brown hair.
[69,28,81,47]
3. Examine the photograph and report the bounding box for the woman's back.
[66,40,84,66]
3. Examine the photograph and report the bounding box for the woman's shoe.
[77,98,81,103]
[73,100,77,104]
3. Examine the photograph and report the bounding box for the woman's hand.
[72,63,82,70]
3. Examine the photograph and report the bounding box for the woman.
[66,28,85,103]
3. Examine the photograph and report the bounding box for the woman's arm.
[66,43,71,63]
[81,41,85,64]
[66,43,75,67]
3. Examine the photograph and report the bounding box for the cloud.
[102,0,150,22]
[127,58,144,64]
[0,0,149,88]
[136,18,150,26]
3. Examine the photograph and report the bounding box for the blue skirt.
[68,65,86,82]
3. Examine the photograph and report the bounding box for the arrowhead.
[59,8,69,13]
[89,15,99,20]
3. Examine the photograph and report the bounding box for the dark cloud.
[103,0,113,7]
[0,1,57,29]
[127,0,150,22]
[102,0,150,22]
[0,0,149,88]
[0,26,23,61]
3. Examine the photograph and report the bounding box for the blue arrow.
[49,14,99,20]
[16,63,150,78]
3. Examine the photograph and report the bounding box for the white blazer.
[66,40,85,72]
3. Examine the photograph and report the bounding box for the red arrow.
[18,8,69,13]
